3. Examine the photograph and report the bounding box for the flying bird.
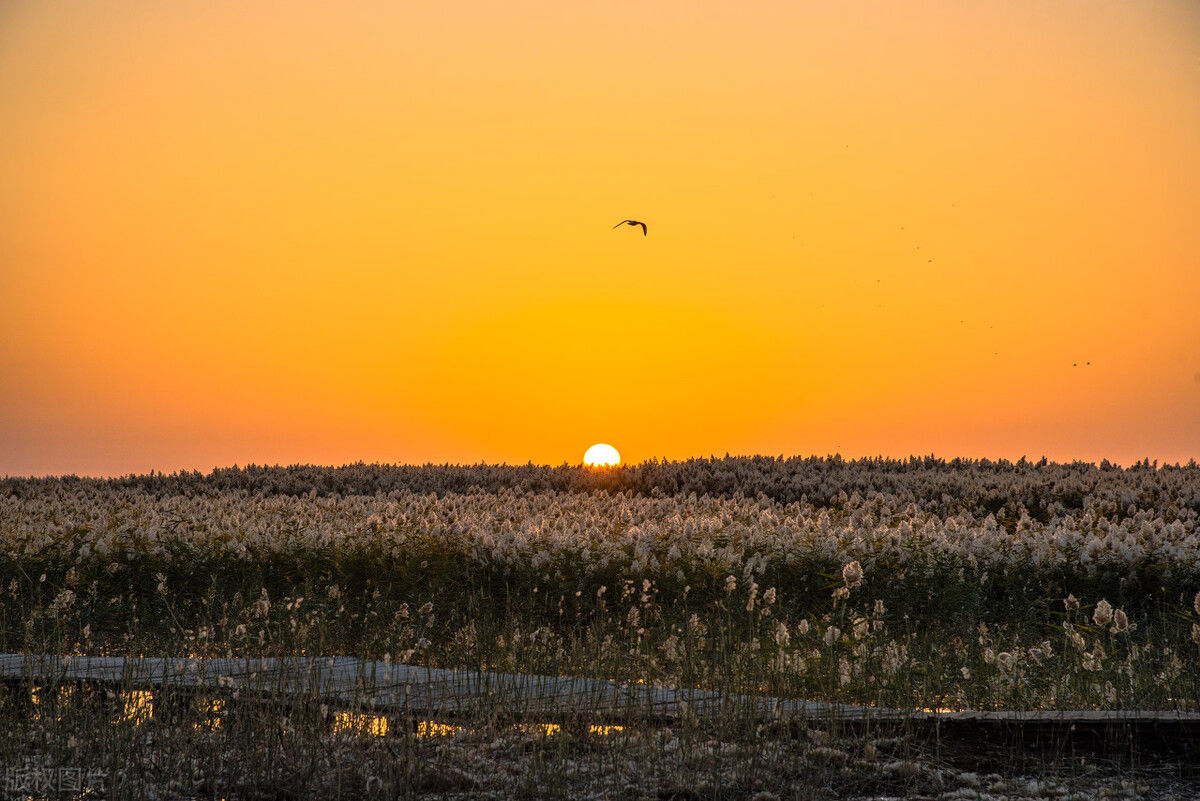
[613,219,647,236]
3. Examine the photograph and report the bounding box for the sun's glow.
[584,444,620,467]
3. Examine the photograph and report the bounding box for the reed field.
[2,456,1199,799]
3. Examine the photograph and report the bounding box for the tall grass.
[1,457,1198,798]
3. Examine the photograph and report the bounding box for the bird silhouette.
[613,220,647,236]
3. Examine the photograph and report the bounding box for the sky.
[2,0,1199,476]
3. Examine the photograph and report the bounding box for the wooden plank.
[3,654,1198,729]
[0,653,865,721]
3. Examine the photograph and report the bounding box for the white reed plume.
[842,560,863,588]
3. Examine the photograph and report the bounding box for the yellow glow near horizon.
[584,444,620,467]
[1,0,1198,475]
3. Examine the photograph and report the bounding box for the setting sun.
[583,444,620,467]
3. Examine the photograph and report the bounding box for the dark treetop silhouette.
[613,219,647,235]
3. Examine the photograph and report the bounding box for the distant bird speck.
[613,220,647,236]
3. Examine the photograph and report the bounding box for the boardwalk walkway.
[0,653,842,722]
[3,653,1200,748]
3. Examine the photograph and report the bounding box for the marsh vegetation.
[2,457,1198,798]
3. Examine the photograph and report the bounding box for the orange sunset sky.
[2,1,1198,476]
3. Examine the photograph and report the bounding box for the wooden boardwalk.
[4,653,1200,745]
[0,653,846,722]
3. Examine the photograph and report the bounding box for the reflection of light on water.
[412,721,622,739]
[335,711,389,737]
[122,691,153,725]
[201,697,224,730]
[31,686,74,722]
[25,683,626,740]
[416,720,460,737]
[518,723,623,737]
